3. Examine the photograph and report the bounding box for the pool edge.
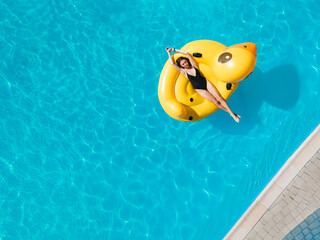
[223,123,320,240]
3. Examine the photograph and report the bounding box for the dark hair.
[176,57,191,68]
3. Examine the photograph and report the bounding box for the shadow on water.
[205,64,300,135]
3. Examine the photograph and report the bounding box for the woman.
[165,47,241,123]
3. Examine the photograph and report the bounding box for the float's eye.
[218,52,232,63]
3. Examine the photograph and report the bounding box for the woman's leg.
[206,81,240,122]
[196,89,229,112]
[196,81,240,122]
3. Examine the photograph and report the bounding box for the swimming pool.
[0,0,319,239]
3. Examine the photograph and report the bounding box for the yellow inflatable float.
[158,40,257,121]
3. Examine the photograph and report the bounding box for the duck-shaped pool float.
[158,40,257,121]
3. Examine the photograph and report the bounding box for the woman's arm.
[166,47,183,73]
[175,49,197,68]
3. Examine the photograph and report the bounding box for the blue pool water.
[0,0,320,239]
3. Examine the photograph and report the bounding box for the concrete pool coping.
[224,123,320,240]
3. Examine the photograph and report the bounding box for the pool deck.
[224,124,320,240]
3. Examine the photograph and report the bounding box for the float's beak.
[227,42,257,56]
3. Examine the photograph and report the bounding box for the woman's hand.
[166,47,175,53]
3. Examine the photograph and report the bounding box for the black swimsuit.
[186,67,207,90]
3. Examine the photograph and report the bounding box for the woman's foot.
[231,113,241,123]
